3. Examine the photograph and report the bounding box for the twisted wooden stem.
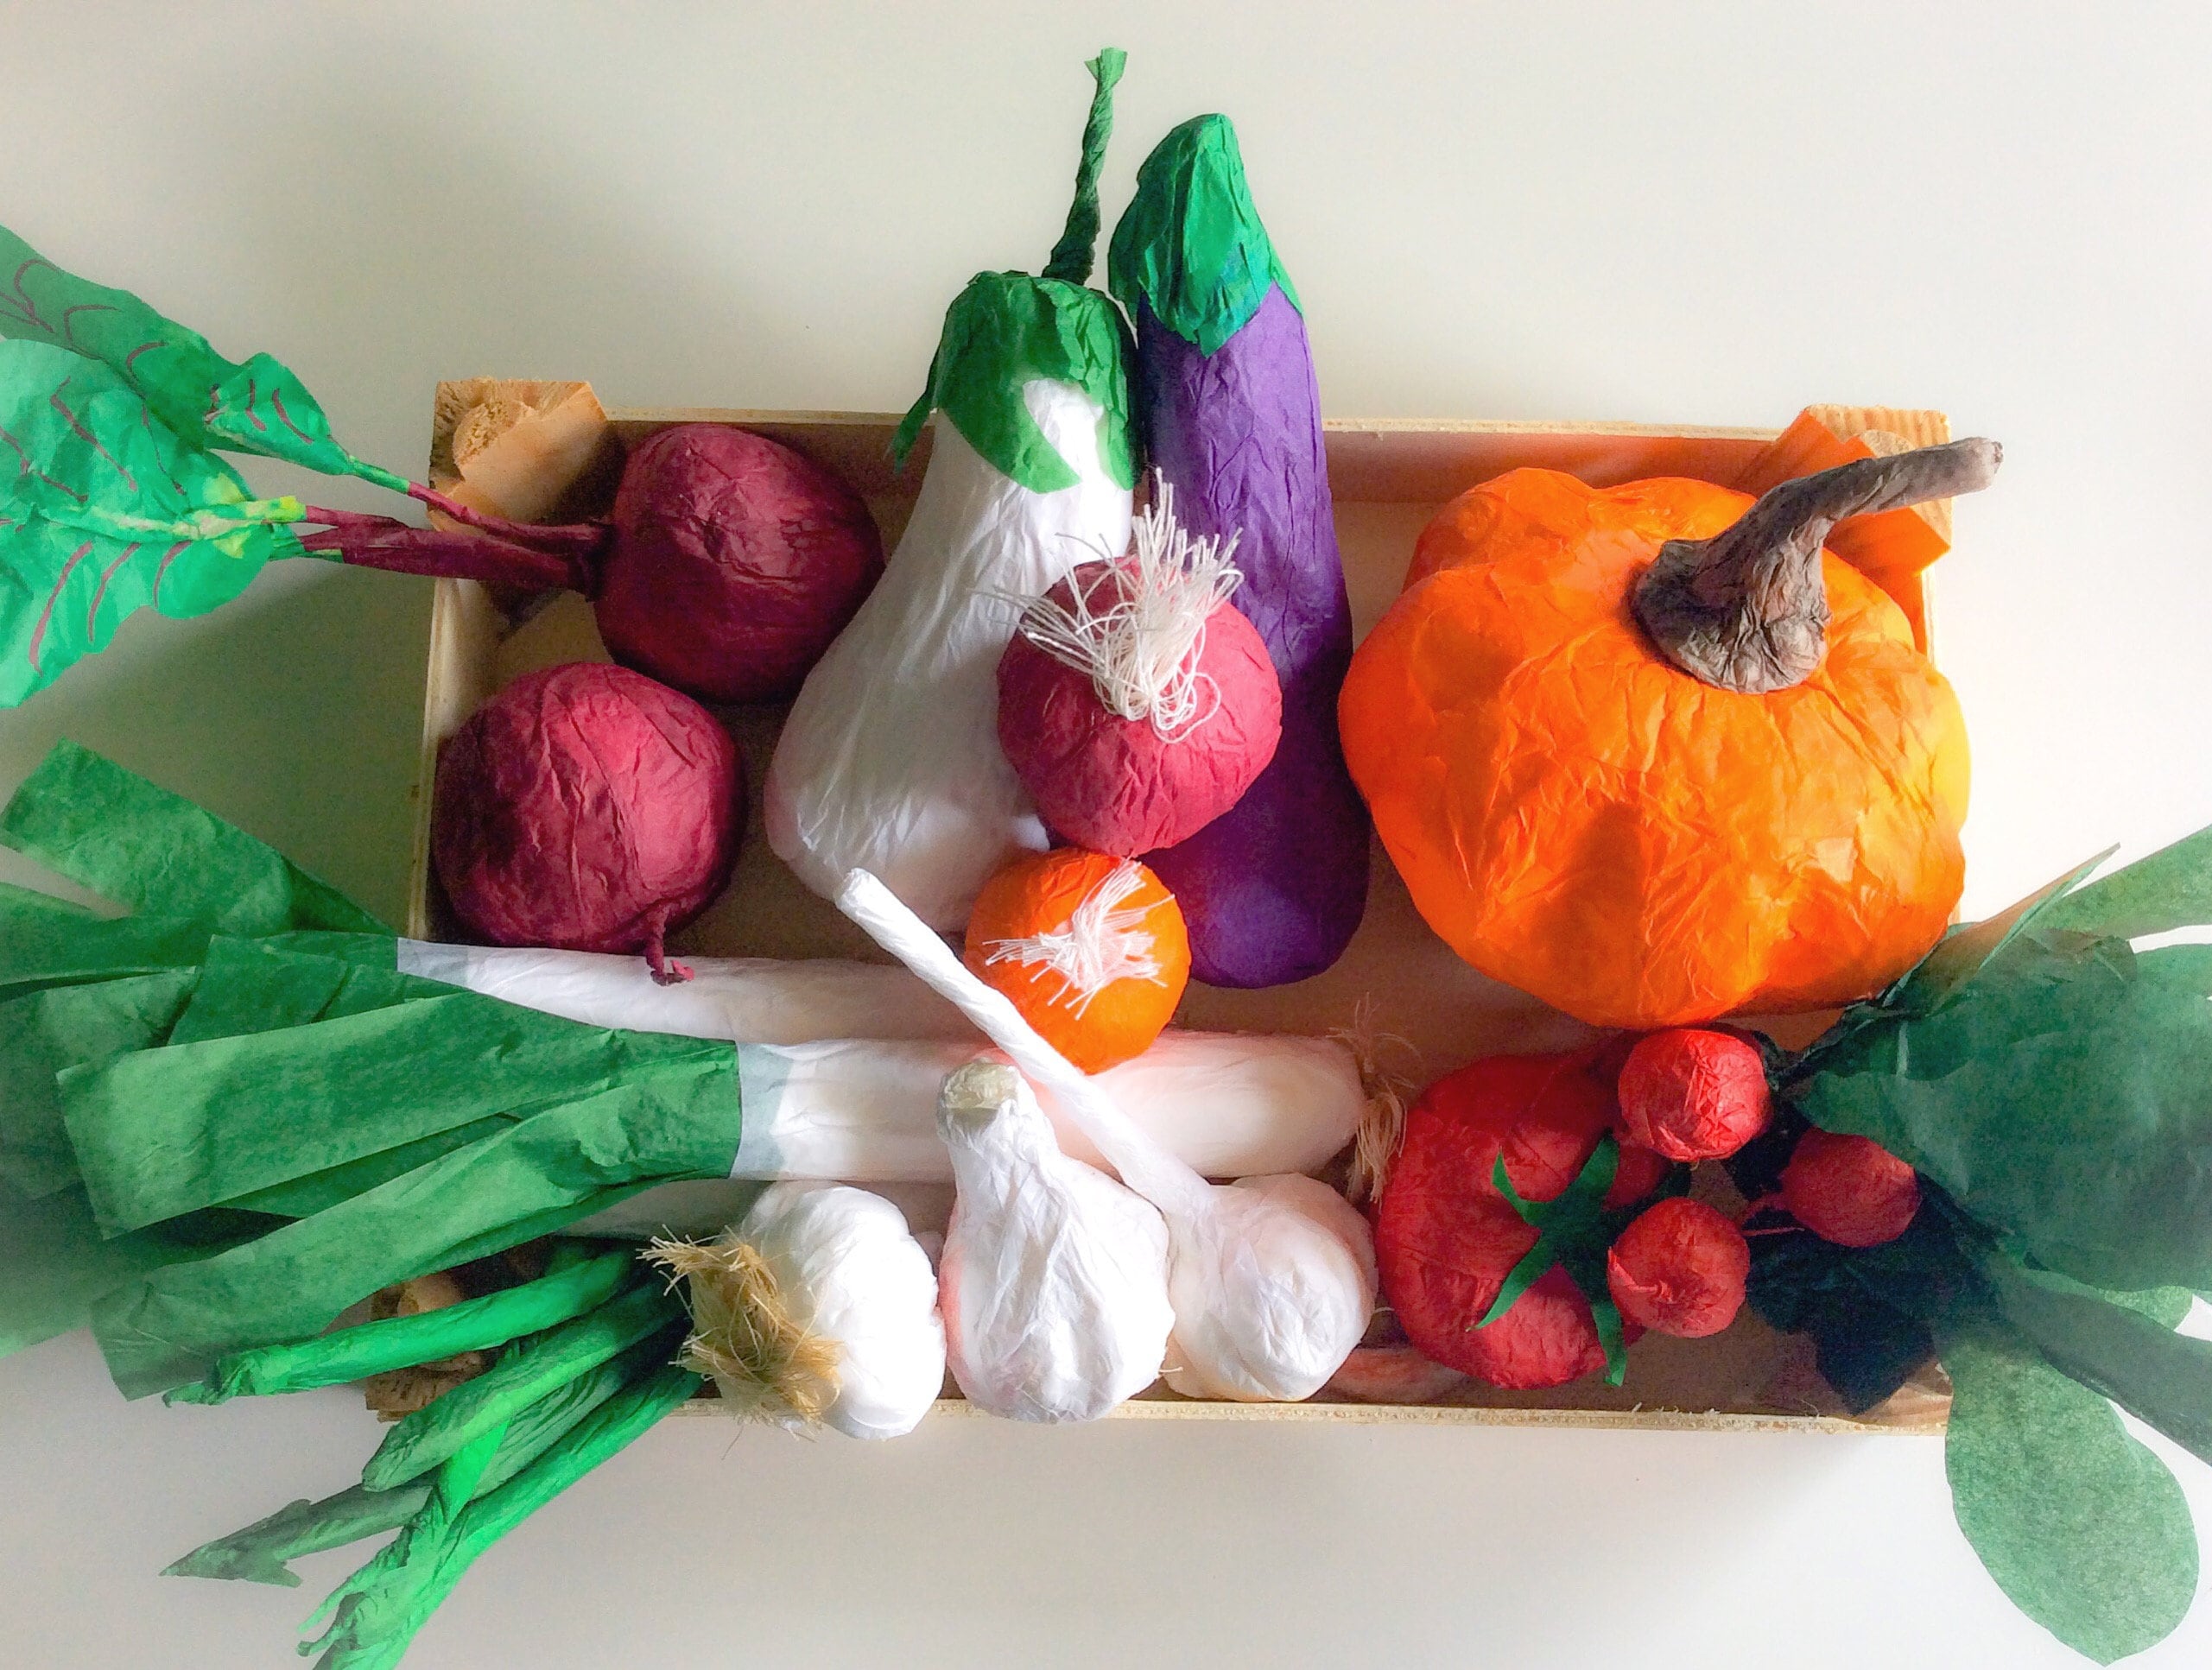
[1632,437,2001,693]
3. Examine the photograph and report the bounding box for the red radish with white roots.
[997,479,1282,856]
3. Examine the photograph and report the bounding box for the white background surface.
[3,3,2210,1666]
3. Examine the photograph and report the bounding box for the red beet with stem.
[293,425,884,706]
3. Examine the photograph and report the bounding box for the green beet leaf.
[0,343,309,705]
[0,225,403,488]
[1944,1329,2198,1664]
[1985,1254,2212,1467]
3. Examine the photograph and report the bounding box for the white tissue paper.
[725,1181,947,1440]
[936,1057,1173,1422]
[836,869,1377,1405]
[1159,1173,1378,1401]
[764,390,1134,928]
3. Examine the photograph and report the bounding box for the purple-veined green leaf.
[0,225,404,490]
[0,340,307,705]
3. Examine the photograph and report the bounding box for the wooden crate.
[396,386,1956,1435]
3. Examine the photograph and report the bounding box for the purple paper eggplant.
[1107,115,1369,987]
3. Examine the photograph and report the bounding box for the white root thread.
[1012,477,1244,742]
[981,860,1163,1016]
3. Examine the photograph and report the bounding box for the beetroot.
[432,662,744,983]
[592,425,884,704]
[1606,1197,1749,1338]
[996,528,1281,855]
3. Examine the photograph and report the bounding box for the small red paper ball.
[1376,1053,1623,1389]
[1618,1028,1772,1161]
[1606,1197,1750,1338]
[433,662,743,980]
[996,559,1282,857]
[594,425,883,704]
[1783,1129,1921,1247]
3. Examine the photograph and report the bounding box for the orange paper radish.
[963,850,1189,1072]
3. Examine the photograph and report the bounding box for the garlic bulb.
[656,1182,945,1440]
[936,1058,1173,1421]
[1159,1173,1377,1401]
[837,870,1375,1405]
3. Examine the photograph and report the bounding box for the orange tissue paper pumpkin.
[1341,440,2000,1030]
[962,848,1191,1072]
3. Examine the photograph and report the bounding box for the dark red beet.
[1783,1129,1922,1247]
[1606,1197,1749,1338]
[997,558,1281,856]
[1618,1028,1773,1161]
[593,425,883,704]
[1375,1053,1626,1389]
[432,661,744,982]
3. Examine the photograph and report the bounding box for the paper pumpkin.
[996,484,1282,857]
[962,849,1189,1072]
[1341,441,2000,1029]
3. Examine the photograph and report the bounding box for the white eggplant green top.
[764,50,1137,928]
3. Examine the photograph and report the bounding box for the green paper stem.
[890,50,1136,494]
[360,1281,682,1493]
[164,1484,430,1590]
[166,1246,637,1404]
[1478,1136,1620,1327]
[301,1422,506,1651]
[162,1325,681,1590]
[1041,50,1126,286]
[310,1363,702,1670]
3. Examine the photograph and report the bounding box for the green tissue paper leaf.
[891,273,1135,495]
[0,345,311,704]
[2039,823,2212,943]
[1987,1255,2212,1467]
[1797,927,2212,1292]
[0,970,195,1197]
[0,739,387,935]
[0,225,404,488]
[1944,1329,2198,1664]
[1109,112,1302,355]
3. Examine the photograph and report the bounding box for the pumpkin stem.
[1632,438,2001,693]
